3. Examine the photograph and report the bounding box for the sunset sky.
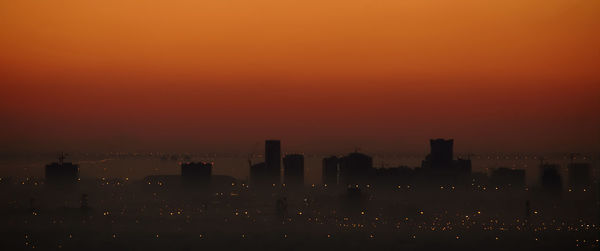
[1,0,599,154]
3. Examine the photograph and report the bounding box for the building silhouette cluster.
[43,139,594,194]
[421,139,471,173]
[249,140,283,186]
[315,139,474,189]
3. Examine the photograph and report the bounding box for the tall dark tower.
[430,139,453,168]
[283,154,304,187]
[265,140,281,184]
[322,156,339,185]
[540,164,562,194]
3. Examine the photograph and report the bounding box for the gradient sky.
[1,0,599,154]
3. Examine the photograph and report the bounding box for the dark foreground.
[1,179,598,250]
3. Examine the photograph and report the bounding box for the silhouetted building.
[45,153,79,185]
[421,139,471,173]
[265,140,281,184]
[454,158,472,173]
[339,152,373,184]
[490,167,525,189]
[540,164,562,194]
[283,154,304,187]
[568,163,591,189]
[420,139,471,187]
[181,162,212,184]
[322,156,339,185]
[429,139,453,168]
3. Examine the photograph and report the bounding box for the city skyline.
[1,1,599,250]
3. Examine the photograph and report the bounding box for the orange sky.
[1,0,599,153]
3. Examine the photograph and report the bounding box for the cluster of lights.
[4,172,598,249]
